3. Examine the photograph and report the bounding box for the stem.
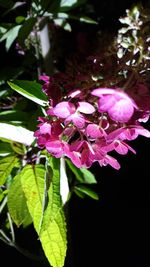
[0,196,7,214]
[0,230,11,243]
[7,212,15,243]
[123,71,135,90]
[39,17,54,75]
[34,26,42,77]
[0,229,42,261]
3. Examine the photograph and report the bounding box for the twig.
[7,212,15,243]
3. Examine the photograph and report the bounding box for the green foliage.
[18,17,37,47]
[0,142,13,156]
[0,25,21,51]
[66,159,97,184]
[21,161,67,267]
[0,123,35,145]
[66,159,98,200]
[8,172,32,227]
[8,80,48,106]
[0,155,20,186]
[74,184,99,200]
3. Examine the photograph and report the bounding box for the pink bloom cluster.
[34,76,150,170]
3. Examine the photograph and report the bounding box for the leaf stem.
[7,212,15,243]
[0,196,7,214]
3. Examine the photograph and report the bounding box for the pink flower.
[91,88,138,123]
[99,155,120,170]
[50,101,95,128]
[107,125,150,142]
[86,123,106,139]
[35,74,150,171]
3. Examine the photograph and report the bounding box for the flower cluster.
[34,75,150,170]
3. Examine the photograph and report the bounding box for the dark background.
[1,0,150,266]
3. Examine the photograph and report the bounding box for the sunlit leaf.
[60,0,86,11]
[8,172,32,227]
[0,155,20,186]
[66,159,97,184]
[74,184,99,200]
[0,123,35,146]
[21,162,67,267]
[0,25,21,51]
[79,16,97,24]
[8,80,48,106]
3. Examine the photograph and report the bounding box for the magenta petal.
[46,140,63,157]
[109,99,134,122]
[135,127,150,138]
[99,155,120,170]
[81,149,93,168]
[39,122,51,135]
[77,102,95,114]
[66,150,81,168]
[39,75,49,82]
[91,88,115,96]
[53,101,75,118]
[105,155,121,170]
[98,95,116,112]
[65,114,85,128]
[114,141,129,155]
[86,124,103,138]
[68,89,82,98]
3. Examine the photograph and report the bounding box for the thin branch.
[7,212,15,243]
[0,196,7,214]
[0,229,11,244]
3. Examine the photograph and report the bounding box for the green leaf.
[0,123,35,146]
[60,0,87,11]
[11,142,26,155]
[8,172,32,227]
[15,16,25,24]
[8,80,48,106]
[79,16,97,24]
[74,185,99,200]
[0,110,29,123]
[0,141,13,156]
[66,159,97,184]
[80,168,97,184]
[0,155,19,186]
[0,188,4,202]
[18,17,37,47]
[21,162,67,267]
[0,25,21,51]
[54,18,71,31]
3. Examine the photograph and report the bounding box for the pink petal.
[65,114,85,128]
[68,89,82,98]
[81,149,94,168]
[46,140,63,157]
[99,155,120,170]
[77,102,95,114]
[109,99,134,122]
[114,141,129,155]
[53,102,75,118]
[92,88,116,96]
[98,96,116,112]
[86,124,104,138]
[134,127,150,138]
[40,122,51,135]
[39,75,49,82]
